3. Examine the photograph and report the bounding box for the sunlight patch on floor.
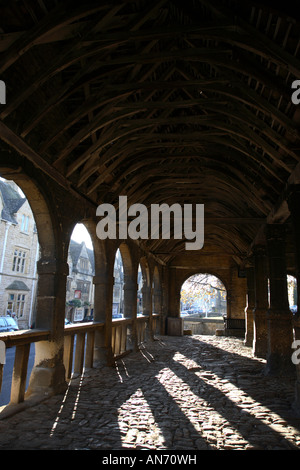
[118,388,165,449]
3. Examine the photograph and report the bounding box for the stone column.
[123,279,138,350]
[142,284,154,340]
[287,186,300,410]
[93,274,114,366]
[153,288,162,315]
[26,257,68,398]
[153,287,162,335]
[245,264,255,347]
[252,245,269,358]
[265,224,295,376]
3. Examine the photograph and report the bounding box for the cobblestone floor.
[1,334,300,450]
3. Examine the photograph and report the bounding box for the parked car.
[113,313,123,319]
[0,316,19,333]
[180,310,189,316]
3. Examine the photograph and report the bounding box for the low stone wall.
[183,318,224,336]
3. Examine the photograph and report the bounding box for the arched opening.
[0,177,39,331]
[0,171,67,403]
[0,177,41,406]
[137,263,143,316]
[152,266,161,315]
[113,248,124,318]
[138,257,150,317]
[66,223,95,324]
[180,273,227,319]
[288,274,297,313]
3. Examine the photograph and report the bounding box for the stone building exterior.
[65,239,95,322]
[0,179,39,329]
[112,249,124,317]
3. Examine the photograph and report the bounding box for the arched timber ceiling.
[0,0,299,265]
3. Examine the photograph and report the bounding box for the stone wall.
[184,318,224,336]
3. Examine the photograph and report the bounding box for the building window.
[12,249,27,273]
[21,214,29,233]
[76,281,90,294]
[79,258,89,271]
[66,278,72,292]
[7,293,26,318]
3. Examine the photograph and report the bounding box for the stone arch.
[112,245,124,318]
[139,256,151,287]
[152,265,161,291]
[66,221,97,323]
[111,242,136,319]
[0,172,56,261]
[180,272,227,318]
[152,265,162,315]
[118,241,134,281]
[287,274,297,312]
[180,268,229,294]
[80,219,107,275]
[0,170,63,328]
[138,256,151,316]
[169,267,231,319]
[0,167,68,396]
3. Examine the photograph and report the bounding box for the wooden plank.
[85,331,95,369]
[63,335,74,380]
[0,329,50,348]
[114,326,121,356]
[0,364,3,395]
[10,344,30,404]
[0,3,112,74]
[74,332,85,376]
[63,322,104,336]
[120,325,127,354]
[111,326,116,354]
[0,122,70,190]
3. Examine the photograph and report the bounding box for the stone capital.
[37,257,69,276]
[93,275,109,286]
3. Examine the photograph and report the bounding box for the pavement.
[0,334,300,451]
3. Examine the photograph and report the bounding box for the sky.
[71,223,93,250]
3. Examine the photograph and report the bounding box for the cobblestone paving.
[1,335,300,450]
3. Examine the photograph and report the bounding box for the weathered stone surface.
[0,334,300,450]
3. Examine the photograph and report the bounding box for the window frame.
[7,292,26,318]
[12,248,28,274]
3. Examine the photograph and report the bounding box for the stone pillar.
[153,288,162,335]
[123,279,138,350]
[252,245,269,358]
[245,264,255,347]
[153,288,162,315]
[287,186,300,410]
[26,257,68,398]
[265,224,295,376]
[93,274,114,366]
[142,284,154,340]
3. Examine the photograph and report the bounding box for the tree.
[180,273,226,315]
[67,299,82,308]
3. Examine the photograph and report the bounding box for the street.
[0,344,35,406]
